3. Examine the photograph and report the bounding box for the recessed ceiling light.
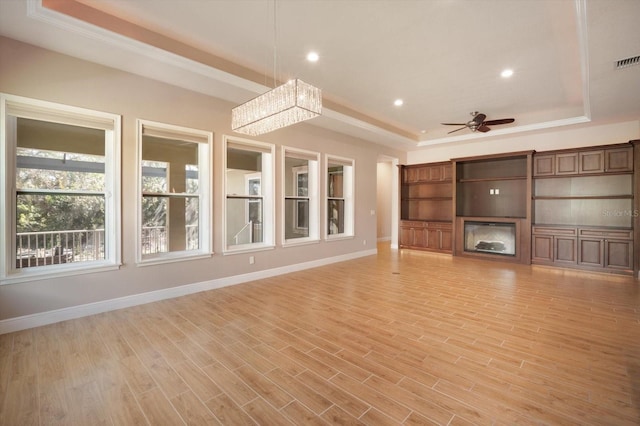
[394,99,404,107]
[501,68,514,78]
[306,52,319,62]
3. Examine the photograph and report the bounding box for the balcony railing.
[16,225,199,269]
[16,229,104,269]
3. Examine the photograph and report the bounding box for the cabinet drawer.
[578,229,632,239]
[425,222,452,229]
[400,220,427,228]
[532,226,576,236]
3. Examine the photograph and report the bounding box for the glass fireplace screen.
[464,221,516,256]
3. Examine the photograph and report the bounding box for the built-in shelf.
[533,195,633,200]
[458,176,527,183]
[399,142,638,278]
[399,161,453,253]
[532,143,635,275]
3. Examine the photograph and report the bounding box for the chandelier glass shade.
[232,79,322,136]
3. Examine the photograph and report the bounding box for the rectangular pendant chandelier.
[232,79,322,136]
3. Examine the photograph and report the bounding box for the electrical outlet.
[249,256,255,265]
[363,239,367,245]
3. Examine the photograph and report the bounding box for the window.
[0,94,121,283]
[136,120,212,264]
[326,155,355,239]
[282,147,319,245]
[224,136,274,252]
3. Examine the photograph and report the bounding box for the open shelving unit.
[452,151,533,264]
[531,143,634,274]
[399,162,453,252]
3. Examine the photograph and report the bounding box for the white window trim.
[282,146,320,247]
[223,135,275,254]
[325,154,355,241]
[135,119,212,266]
[0,93,121,284]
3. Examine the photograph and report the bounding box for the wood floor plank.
[136,387,185,425]
[170,390,220,426]
[264,368,333,415]
[204,393,256,425]
[2,243,639,425]
[280,400,330,426]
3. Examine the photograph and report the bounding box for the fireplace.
[464,221,516,256]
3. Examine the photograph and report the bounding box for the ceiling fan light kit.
[442,111,514,134]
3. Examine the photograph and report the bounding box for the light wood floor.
[1,244,639,425]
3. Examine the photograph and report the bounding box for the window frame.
[135,119,213,265]
[325,154,355,240]
[0,93,122,284]
[223,135,275,254]
[282,147,320,246]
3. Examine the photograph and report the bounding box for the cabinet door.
[412,227,427,247]
[404,168,419,183]
[555,237,577,264]
[426,228,439,249]
[442,164,453,181]
[579,150,605,174]
[532,235,553,262]
[400,227,413,246]
[578,238,604,267]
[605,240,633,270]
[556,153,579,175]
[533,155,555,176]
[427,165,443,181]
[605,147,633,172]
[440,229,452,251]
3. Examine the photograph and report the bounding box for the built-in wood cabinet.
[452,152,532,264]
[532,225,632,272]
[531,226,578,265]
[399,162,453,253]
[533,146,633,176]
[400,220,452,252]
[532,143,635,275]
[455,154,529,219]
[400,141,637,278]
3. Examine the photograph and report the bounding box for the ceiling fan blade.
[447,126,467,134]
[441,122,466,126]
[483,118,514,126]
[477,125,491,133]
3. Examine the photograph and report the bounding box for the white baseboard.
[0,248,377,334]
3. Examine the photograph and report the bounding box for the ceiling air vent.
[615,55,640,69]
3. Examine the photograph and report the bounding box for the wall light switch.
[489,189,495,195]
[495,189,500,195]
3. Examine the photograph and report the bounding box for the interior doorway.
[377,156,399,248]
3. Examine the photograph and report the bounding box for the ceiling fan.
[441,111,515,134]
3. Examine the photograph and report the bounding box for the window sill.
[223,244,275,256]
[325,234,355,242]
[282,239,320,248]
[137,251,213,267]
[1,261,121,285]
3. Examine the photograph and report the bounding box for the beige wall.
[0,37,404,321]
[408,120,640,164]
